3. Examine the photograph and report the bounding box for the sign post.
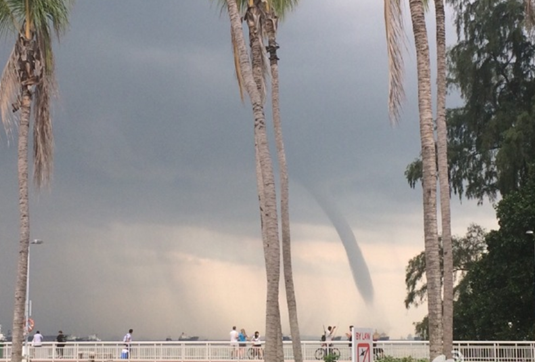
[351,328,373,362]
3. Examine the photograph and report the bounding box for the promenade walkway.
[0,340,533,362]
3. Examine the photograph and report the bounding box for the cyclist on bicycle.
[315,326,340,360]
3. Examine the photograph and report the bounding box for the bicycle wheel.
[315,348,325,360]
[331,348,340,358]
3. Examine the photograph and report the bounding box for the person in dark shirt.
[56,330,66,358]
[345,325,353,347]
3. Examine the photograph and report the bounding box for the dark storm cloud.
[0,1,497,340]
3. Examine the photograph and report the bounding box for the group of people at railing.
[230,326,263,359]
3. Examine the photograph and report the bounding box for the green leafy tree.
[413,316,428,341]
[404,224,487,312]
[406,179,535,340]
[454,180,535,340]
[405,225,486,341]
[406,0,535,204]
[405,1,533,346]
[0,2,72,362]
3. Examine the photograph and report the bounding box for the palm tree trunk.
[11,90,32,362]
[434,0,453,358]
[265,13,303,362]
[408,0,442,358]
[245,3,267,105]
[226,2,282,362]
[275,307,284,362]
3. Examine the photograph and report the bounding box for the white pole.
[23,244,31,360]
[23,239,43,360]
[351,326,355,362]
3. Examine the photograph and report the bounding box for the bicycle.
[314,345,340,360]
[373,346,385,360]
[247,346,264,359]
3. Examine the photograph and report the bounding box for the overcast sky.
[0,0,498,341]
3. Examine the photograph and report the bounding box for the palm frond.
[0,0,18,37]
[33,75,54,188]
[0,46,19,139]
[269,0,299,20]
[32,33,58,187]
[422,0,430,12]
[217,0,295,103]
[30,0,70,187]
[384,0,406,124]
[4,0,71,37]
[32,0,71,38]
[28,0,71,72]
[231,24,245,103]
[237,0,298,20]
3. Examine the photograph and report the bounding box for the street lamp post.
[23,239,43,360]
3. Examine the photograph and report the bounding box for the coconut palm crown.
[0,0,72,186]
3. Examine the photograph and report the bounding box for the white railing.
[0,340,533,362]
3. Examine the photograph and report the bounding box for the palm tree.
[242,1,304,361]
[263,5,304,362]
[407,0,442,358]
[384,0,442,358]
[226,1,303,361]
[0,2,71,362]
[225,2,283,362]
[433,0,453,358]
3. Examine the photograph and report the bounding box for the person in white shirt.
[123,329,133,346]
[325,326,336,349]
[229,326,239,358]
[123,328,133,357]
[32,331,43,347]
[251,331,263,359]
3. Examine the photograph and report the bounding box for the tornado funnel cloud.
[303,182,374,305]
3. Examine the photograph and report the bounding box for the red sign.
[357,343,371,362]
